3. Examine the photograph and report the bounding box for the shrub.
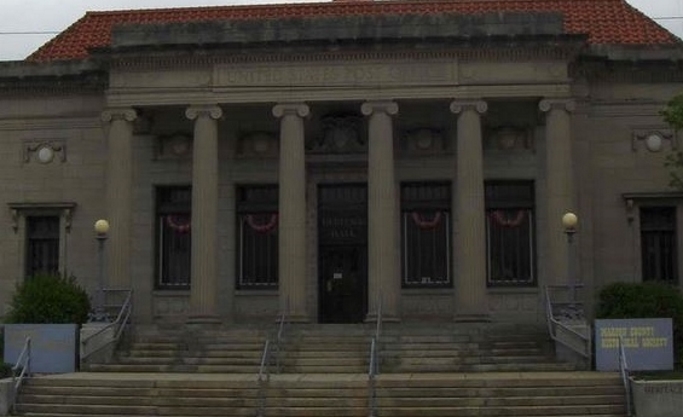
[596,282,683,367]
[0,328,10,378]
[0,362,11,379]
[5,274,91,325]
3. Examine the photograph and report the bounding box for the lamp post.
[93,219,109,322]
[562,212,579,317]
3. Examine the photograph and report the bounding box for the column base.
[365,313,401,323]
[284,314,310,324]
[186,315,221,326]
[453,313,491,323]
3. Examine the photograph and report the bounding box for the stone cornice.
[0,59,107,95]
[571,59,683,84]
[106,84,572,107]
[0,117,101,131]
[587,102,667,118]
[622,192,683,202]
[108,42,581,72]
[0,81,106,97]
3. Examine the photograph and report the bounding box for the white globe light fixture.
[94,219,110,236]
[561,212,578,234]
[92,219,110,322]
[562,211,579,311]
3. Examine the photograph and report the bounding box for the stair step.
[377,405,626,416]
[87,364,259,372]
[376,394,625,407]
[115,357,261,365]
[122,350,262,358]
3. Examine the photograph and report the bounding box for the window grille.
[237,185,278,289]
[401,182,451,288]
[26,216,60,278]
[641,207,678,284]
[156,186,191,289]
[485,181,535,286]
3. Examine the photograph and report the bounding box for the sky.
[0,0,682,61]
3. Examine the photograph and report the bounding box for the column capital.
[539,98,576,113]
[449,100,487,115]
[101,108,137,123]
[185,105,223,121]
[361,101,398,117]
[272,102,310,119]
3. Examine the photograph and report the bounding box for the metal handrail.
[368,338,378,417]
[545,285,592,360]
[11,336,31,409]
[81,289,133,363]
[257,301,289,417]
[257,339,271,417]
[367,298,382,417]
[259,340,272,382]
[618,336,633,417]
[375,298,382,357]
[275,299,289,374]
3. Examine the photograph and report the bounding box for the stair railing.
[257,300,289,417]
[11,336,31,411]
[275,298,289,374]
[618,336,633,417]
[544,285,592,363]
[81,289,133,365]
[367,298,382,417]
[257,339,271,417]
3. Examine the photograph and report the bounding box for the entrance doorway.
[318,184,367,323]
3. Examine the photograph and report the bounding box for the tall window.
[641,207,678,284]
[237,185,278,289]
[401,182,451,288]
[485,181,535,286]
[156,186,191,289]
[25,216,60,278]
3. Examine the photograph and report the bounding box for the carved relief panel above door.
[307,115,365,154]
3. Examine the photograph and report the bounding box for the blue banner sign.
[595,318,673,371]
[3,324,78,373]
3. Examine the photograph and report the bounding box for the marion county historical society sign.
[594,318,673,371]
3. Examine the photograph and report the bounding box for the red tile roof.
[27,0,679,62]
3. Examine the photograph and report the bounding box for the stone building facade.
[0,0,682,326]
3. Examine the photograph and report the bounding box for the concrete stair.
[13,374,260,416]
[11,323,625,417]
[85,322,575,374]
[380,325,575,373]
[12,372,625,417]
[279,324,370,373]
[85,326,268,373]
[374,372,626,417]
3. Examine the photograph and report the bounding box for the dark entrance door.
[318,184,367,323]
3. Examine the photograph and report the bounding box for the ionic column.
[450,100,489,321]
[186,105,223,323]
[273,103,310,322]
[101,108,137,290]
[539,99,576,285]
[362,101,400,322]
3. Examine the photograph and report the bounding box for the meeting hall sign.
[594,318,673,371]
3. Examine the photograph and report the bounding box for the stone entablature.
[106,57,571,107]
[214,61,458,88]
